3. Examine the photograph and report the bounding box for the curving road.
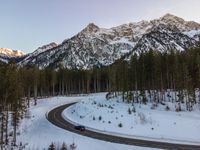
[46,103,200,150]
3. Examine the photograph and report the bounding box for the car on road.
[74,125,85,131]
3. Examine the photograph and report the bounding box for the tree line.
[1,46,200,147]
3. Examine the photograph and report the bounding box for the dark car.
[74,125,85,131]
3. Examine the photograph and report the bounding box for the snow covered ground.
[63,93,200,145]
[13,94,157,150]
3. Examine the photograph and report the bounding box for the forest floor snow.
[14,93,157,150]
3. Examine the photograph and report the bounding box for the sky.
[0,0,200,53]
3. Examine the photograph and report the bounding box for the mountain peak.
[158,13,200,31]
[0,48,25,57]
[161,13,185,22]
[162,13,178,18]
[82,23,100,33]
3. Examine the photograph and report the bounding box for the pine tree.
[60,142,67,150]
[48,142,56,150]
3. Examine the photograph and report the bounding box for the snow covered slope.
[0,48,25,63]
[63,93,200,144]
[12,95,157,150]
[16,14,200,69]
[0,48,25,57]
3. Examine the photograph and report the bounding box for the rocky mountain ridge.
[1,14,200,69]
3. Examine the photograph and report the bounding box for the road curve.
[46,103,200,150]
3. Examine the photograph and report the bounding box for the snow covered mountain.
[5,14,200,69]
[0,48,25,63]
[18,42,57,66]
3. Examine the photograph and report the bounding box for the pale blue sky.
[0,0,200,53]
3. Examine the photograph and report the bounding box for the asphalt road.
[46,103,200,150]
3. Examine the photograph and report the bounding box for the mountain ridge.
[1,14,200,68]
